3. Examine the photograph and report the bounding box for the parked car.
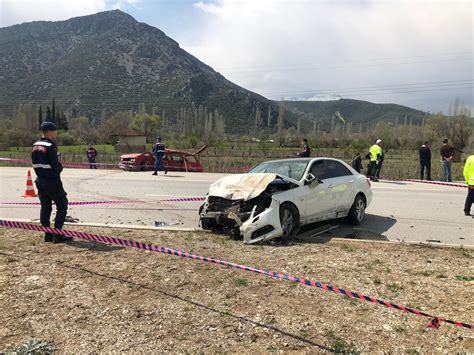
[199,158,372,244]
[119,145,207,172]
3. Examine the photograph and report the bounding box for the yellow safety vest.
[463,155,474,186]
[369,144,382,162]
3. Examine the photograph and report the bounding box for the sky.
[0,0,472,114]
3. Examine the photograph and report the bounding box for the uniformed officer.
[152,136,168,175]
[32,122,71,243]
[463,154,474,216]
[368,139,383,182]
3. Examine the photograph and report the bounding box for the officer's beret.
[40,121,58,131]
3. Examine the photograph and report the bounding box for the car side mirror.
[304,173,317,185]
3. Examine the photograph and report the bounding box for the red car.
[119,145,207,172]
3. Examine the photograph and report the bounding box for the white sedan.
[199,158,372,244]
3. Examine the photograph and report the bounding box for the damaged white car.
[199,158,372,244]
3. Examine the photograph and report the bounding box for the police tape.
[0,197,206,206]
[0,157,118,168]
[1,157,471,189]
[0,219,471,331]
[379,176,471,189]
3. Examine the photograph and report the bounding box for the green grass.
[341,244,355,252]
[233,278,249,287]
[387,282,403,293]
[456,275,474,282]
[325,330,359,354]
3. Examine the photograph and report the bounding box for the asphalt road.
[0,167,472,245]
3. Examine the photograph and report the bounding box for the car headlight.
[130,159,135,162]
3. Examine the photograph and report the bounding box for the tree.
[38,106,43,130]
[97,111,134,143]
[254,104,262,133]
[277,98,285,145]
[131,113,160,142]
[51,99,56,124]
[46,106,52,121]
[61,112,68,131]
[267,104,272,128]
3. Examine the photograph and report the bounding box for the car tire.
[279,203,300,239]
[348,194,366,225]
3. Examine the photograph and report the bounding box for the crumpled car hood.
[208,173,279,201]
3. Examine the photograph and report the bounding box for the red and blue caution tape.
[379,176,471,189]
[0,219,471,331]
[0,157,118,169]
[0,197,206,206]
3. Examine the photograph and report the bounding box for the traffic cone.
[22,170,38,198]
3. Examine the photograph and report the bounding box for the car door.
[303,160,337,223]
[323,160,356,213]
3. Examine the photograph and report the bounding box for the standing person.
[375,146,385,179]
[419,142,432,180]
[368,139,383,182]
[32,122,71,243]
[351,152,363,173]
[298,138,311,157]
[440,138,454,182]
[152,136,168,175]
[86,144,98,169]
[463,154,474,216]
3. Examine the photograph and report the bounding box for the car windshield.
[248,159,309,181]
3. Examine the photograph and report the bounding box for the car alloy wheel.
[355,198,365,222]
[280,203,299,238]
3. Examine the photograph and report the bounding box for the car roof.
[256,157,342,164]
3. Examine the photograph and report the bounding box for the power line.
[222,57,473,75]
[214,51,474,71]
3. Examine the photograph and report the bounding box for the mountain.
[0,10,426,134]
[283,98,427,131]
[0,10,284,133]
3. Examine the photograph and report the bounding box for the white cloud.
[0,0,139,27]
[186,0,473,112]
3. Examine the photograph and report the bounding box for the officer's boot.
[44,233,54,243]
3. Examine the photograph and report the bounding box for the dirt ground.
[0,227,473,353]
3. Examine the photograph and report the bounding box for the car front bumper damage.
[200,197,284,244]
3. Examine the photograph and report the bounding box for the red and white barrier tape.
[0,219,472,331]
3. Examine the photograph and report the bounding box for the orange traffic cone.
[22,170,38,198]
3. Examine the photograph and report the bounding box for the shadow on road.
[377,180,409,186]
[295,214,395,244]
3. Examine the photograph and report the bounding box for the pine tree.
[267,104,272,128]
[38,106,43,130]
[51,99,56,124]
[277,98,285,145]
[46,106,52,121]
[61,112,68,131]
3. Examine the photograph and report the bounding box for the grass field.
[0,143,466,180]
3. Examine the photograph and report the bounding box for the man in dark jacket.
[351,152,363,173]
[32,122,71,243]
[152,136,168,175]
[298,138,311,157]
[87,145,98,169]
[419,142,432,180]
[440,138,454,182]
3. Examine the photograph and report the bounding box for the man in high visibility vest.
[463,154,474,216]
[368,139,383,182]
